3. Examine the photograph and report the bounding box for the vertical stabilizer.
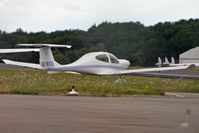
[12,44,71,70]
[156,57,162,67]
[39,47,60,69]
[171,57,175,64]
[164,57,169,64]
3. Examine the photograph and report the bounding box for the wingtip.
[2,59,8,62]
[66,45,72,48]
[2,59,11,64]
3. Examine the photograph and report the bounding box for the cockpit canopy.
[109,54,119,64]
[95,54,119,64]
[95,54,109,62]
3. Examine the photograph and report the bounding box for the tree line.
[0,18,199,66]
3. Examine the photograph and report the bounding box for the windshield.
[95,54,109,63]
[109,54,119,64]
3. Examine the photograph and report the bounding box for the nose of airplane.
[124,60,130,67]
[119,59,130,68]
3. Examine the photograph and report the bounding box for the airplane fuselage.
[47,52,130,75]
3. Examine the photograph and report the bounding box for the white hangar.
[179,47,199,63]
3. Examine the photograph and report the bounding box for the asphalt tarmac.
[0,94,199,133]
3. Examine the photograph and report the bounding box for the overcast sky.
[0,0,198,32]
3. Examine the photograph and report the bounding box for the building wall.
[179,47,199,63]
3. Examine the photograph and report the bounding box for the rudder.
[39,47,60,69]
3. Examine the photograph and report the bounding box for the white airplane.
[156,57,179,67]
[156,56,199,68]
[0,44,195,75]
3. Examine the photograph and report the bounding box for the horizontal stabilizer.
[18,44,71,48]
[3,59,42,69]
[0,49,39,53]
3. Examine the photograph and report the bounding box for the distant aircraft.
[156,57,199,68]
[0,44,197,75]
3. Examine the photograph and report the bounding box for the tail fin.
[18,44,71,69]
[156,57,162,67]
[158,57,162,64]
[171,57,175,64]
[39,47,60,69]
[164,57,170,64]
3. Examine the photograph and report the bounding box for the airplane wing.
[130,71,199,79]
[0,49,40,53]
[120,65,190,74]
[3,59,42,69]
